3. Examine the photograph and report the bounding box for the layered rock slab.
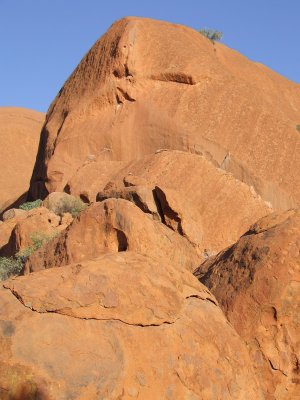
[0,252,263,399]
[0,107,44,213]
[68,150,272,255]
[29,17,300,209]
[195,209,300,399]
[25,198,200,273]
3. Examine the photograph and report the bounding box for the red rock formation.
[195,209,300,399]
[0,252,263,399]
[0,107,44,212]
[29,17,300,209]
[68,150,272,255]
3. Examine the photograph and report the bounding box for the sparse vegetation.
[0,232,57,281]
[199,28,223,43]
[54,196,87,217]
[296,124,300,132]
[0,256,22,281]
[19,199,42,211]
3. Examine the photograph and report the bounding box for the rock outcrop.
[0,252,263,399]
[195,209,300,399]
[24,198,200,273]
[29,17,300,209]
[1,15,300,400]
[0,107,44,213]
[69,150,272,255]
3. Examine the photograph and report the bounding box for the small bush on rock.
[296,124,300,132]
[0,232,58,281]
[17,232,57,260]
[199,28,223,43]
[54,197,87,217]
[0,257,22,281]
[19,199,42,211]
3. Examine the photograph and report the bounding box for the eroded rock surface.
[0,252,263,400]
[0,107,44,213]
[25,198,200,273]
[29,17,300,209]
[195,209,300,399]
[68,150,272,255]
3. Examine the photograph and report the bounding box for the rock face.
[24,198,200,273]
[70,150,272,255]
[1,16,300,400]
[0,252,263,400]
[0,107,44,213]
[195,209,300,399]
[29,17,300,209]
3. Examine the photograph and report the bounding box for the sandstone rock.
[0,213,30,255]
[97,184,160,220]
[2,208,26,221]
[0,252,263,399]
[0,207,60,257]
[123,174,148,187]
[154,185,203,246]
[66,151,272,255]
[0,107,44,213]
[25,198,200,273]
[29,17,300,210]
[195,209,300,399]
[65,160,125,203]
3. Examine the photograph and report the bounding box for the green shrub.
[19,199,42,211]
[0,232,57,281]
[17,232,57,259]
[0,257,22,281]
[56,197,87,217]
[199,28,223,43]
[296,124,300,132]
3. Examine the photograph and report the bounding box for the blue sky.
[0,0,299,112]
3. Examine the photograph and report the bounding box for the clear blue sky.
[0,0,299,112]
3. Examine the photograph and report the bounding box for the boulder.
[0,252,263,399]
[195,209,300,399]
[0,207,72,258]
[25,198,200,273]
[2,208,26,221]
[66,151,272,256]
[96,184,160,220]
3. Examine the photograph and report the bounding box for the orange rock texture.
[0,107,44,213]
[0,16,299,400]
[195,209,300,399]
[29,17,300,210]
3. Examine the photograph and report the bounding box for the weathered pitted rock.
[0,252,264,399]
[195,209,300,399]
[25,198,200,273]
[29,17,300,209]
[66,151,272,255]
[0,107,44,213]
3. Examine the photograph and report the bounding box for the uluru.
[0,14,299,400]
